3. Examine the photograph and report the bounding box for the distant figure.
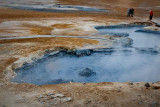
[127,8,130,17]
[132,8,134,16]
[127,8,134,17]
[130,8,134,17]
[149,10,153,20]
[129,8,132,17]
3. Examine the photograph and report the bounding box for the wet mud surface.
[96,25,160,48]
[0,1,107,13]
[12,48,160,85]
[12,25,160,85]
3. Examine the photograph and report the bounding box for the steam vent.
[0,0,160,106]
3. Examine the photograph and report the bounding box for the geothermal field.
[0,0,160,107]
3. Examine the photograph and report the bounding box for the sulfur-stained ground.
[0,0,160,106]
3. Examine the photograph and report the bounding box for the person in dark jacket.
[127,8,130,17]
[129,8,132,17]
[130,8,134,17]
[132,8,134,16]
[149,10,153,20]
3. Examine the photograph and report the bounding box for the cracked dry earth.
[0,0,160,106]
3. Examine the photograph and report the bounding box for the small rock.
[61,97,72,103]
[47,93,54,96]
[54,94,64,98]
[42,100,46,103]
[128,81,133,85]
[138,95,141,97]
[145,83,150,87]
[38,95,43,98]
[51,95,55,99]
[79,68,96,77]
[85,100,91,104]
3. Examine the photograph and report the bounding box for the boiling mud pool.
[96,25,160,48]
[12,25,160,85]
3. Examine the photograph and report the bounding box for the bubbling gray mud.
[12,25,160,85]
[12,49,160,85]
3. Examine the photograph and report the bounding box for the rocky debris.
[54,93,65,97]
[67,49,92,57]
[138,95,141,97]
[37,93,72,105]
[85,100,92,104]
[95,24,143,30]
[138,101,143,105]
[61,97,72,103]
[131,22,153,26]
[145,83,150,87]
[128,81,133,85]
[155,24,160,27]
[152,86,160,89]
[150,102,159,107]
[79,68,96,77]
[75,50,91,56]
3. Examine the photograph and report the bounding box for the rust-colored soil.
[0,0,160,106]
[22,24,74,35]
[0,37,98,73]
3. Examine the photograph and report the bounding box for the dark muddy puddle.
[12,25,160,85]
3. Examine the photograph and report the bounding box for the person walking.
[129,8,132,17]
[149,10,153,20]
[127,8,130,17]
[131,8,134,17]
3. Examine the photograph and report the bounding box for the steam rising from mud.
[12,25,160,85]
[12,49,160,85]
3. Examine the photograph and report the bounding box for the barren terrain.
[0,0,160,107]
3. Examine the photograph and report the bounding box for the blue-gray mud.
[95,24,160,48]
[12,25,160,85]
[0,4,107,13]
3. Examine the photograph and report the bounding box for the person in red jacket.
[149,10,153,20]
